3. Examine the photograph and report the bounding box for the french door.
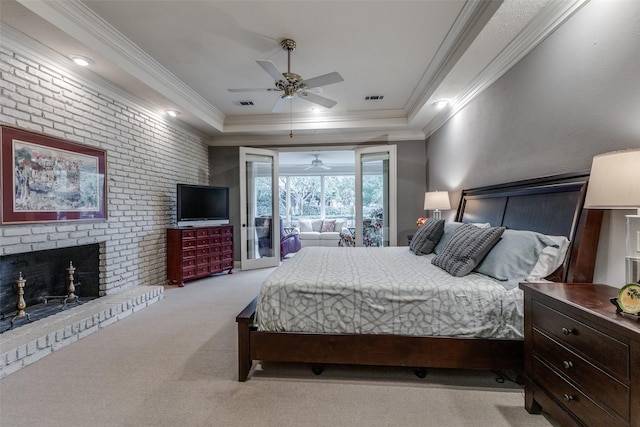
[355,145,397,247]
[239,147,280,270]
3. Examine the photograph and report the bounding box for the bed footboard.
[236,295,523,382]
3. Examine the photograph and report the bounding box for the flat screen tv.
[176,184,229,226]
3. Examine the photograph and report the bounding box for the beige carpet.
[0,266,557,426]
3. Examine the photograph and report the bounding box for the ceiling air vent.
[365,95,384,100]
[234,100,255,106]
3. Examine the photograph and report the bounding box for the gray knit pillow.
[409,219,444,255]
[432,224,505,277]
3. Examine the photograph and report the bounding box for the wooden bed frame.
[236,173,604,382]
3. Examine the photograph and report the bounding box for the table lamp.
[584,148,640,284]
[424,191,451,220]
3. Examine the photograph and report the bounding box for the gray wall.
[426,0,640,285]
[209,140,428,260]
[209,146,241,260]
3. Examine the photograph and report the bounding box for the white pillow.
[333,219,347,232]
[526,235,570,281]
[311,219,323,232]
[297,219,312,232]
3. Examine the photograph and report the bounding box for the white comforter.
[256,247,524,339]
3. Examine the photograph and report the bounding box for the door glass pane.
[246,155,274,260]
[288,176,321,226]
[361,152,389,247]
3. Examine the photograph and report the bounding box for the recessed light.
[433,100,449,110]
[70,55,93,67]
[166,110,179,117]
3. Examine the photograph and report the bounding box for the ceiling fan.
[229,38,344,112]
[304,154,331,170]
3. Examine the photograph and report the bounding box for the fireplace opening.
[0,244,101,333]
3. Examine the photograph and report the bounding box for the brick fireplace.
[0,244,102,328]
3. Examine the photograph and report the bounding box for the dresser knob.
[562,360,573,369]
[561,327,574,335]
[563,393,573,402]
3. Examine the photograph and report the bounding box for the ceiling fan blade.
[303,72,344,89]
[298,92,338,109]
[271,96,290,113]
[228,88,273,92]
[256,60,284,82]
[320,164,331,170]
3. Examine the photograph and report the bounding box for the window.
[279,175,356,227]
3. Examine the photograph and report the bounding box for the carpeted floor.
[0,266,557,426]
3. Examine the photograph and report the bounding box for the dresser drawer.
[182,239,196,249]
[196,228,210,237]
[195,264,210,276]
[182,258,197,269]
[182,249,196,259]
[181,230,196,239]
[533,329,629,420]
[533,357,626,427]
[182,267,196,280]
[532,301,628,381]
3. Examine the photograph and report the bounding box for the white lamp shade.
[584,148,640,209]
[424,191,451,210]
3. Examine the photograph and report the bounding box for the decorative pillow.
[433,222,463,254]
[311,219,324,232]
[321,219,336,232]
[297,219,313,232]
[333,219,347,232]
[474,229,558,286]
[432,224,505,277]
[527,235,570,281]
[409,219,445,255]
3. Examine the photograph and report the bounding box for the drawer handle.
[561,327,575,335]
[563,393,573,402]
[562,360,573,369]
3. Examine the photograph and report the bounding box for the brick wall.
[0,45,210,294]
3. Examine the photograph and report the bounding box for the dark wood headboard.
[455,173,603,283]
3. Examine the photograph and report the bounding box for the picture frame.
[1,125,107,224]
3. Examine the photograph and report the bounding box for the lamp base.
[626,257,640,284]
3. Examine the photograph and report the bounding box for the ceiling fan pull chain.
[290,99,293,139]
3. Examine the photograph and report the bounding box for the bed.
[236,173,603,382]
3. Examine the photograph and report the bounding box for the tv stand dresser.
[520,282,640,426]
[167,225,233,287]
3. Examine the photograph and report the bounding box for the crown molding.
[405,0,503,122]
[422,0,589,138]
[223,109,408,132]
[209,129,425,147]
[16,0,225,132]
[1,25,208,140]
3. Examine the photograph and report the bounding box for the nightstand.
[520,282,640,426]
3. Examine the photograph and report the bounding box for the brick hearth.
[0,285,163,379]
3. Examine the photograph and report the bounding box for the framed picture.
[1,125,107,224]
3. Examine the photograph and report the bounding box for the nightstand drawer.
[533,329,629,420]
[533,357,626,427]
[532,301,628,381]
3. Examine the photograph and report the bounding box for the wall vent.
[234,100,255,106]
[365,95,384,100]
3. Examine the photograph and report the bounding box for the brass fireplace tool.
[10,272,32,328]
[41,261,82,309]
